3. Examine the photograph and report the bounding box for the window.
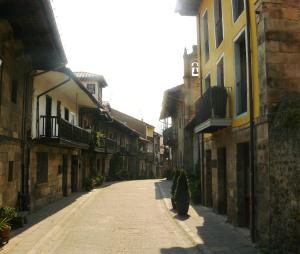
[232,0,244,22]
[36,152,48,184]
[217,57,224,87]
[214,0,223,47]
[8,161,13,182]
[234,31,248,115]
[204,75,211,92]
[64,107,69,121]
[11,79,18,104]
[203,11,210,62]
[87,83,95,94]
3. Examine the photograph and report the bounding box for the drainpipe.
[196,13,205,205]
[246,0,256,242]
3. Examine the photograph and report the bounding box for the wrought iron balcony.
[163,126,177,147]
[39,116,91,148]
[194,86,231,133]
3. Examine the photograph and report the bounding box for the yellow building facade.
[176,0,300,252]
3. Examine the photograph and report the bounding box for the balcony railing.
[194,86,231,133]
[92,132,117,153]
[163,126,177,147]
[40,116,91,146]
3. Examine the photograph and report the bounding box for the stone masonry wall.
[256,0,300,252]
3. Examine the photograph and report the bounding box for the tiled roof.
[74,72,108,87]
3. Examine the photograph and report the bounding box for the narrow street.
[2,180,200,254]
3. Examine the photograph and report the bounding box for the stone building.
[29,69,101,210]
[109,109,156,178]
[160,46,200,173]
[176,0,300,252]
[0,0,67,210]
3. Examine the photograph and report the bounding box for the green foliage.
[85,175,105,191]
[171,170,181,197]
[0,217,10,231]
[174,170,191,203]
[95,132,106,148]
[164,169,173,180]
[0,207,16,221]
[190,180,201,204]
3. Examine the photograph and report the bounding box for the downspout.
[246,0,256,242]
[196,13,205,205]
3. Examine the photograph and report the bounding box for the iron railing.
[195,86,228,124]
[40,116,90,145]
[163,126,177,147]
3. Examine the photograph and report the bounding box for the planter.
[176,200,189,216]
[171,197,176,210]
[0,225,11,245]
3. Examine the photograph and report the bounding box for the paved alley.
[2,180,200,254]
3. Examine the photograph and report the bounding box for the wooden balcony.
[163,126,177,147]
[194,86,231,133]
[39,116,91,149]
[92,132,117,154]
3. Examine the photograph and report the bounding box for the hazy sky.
[51,0,196,132]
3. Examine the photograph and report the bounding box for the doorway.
[236,142,250,227]
[217,147,227,214]
[71,155,78,192]
[62,155,68,196]
[45,95,52,137]
[205,150,213,207]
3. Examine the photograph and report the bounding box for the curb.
[156,181,213,254]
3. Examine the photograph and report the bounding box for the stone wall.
[256,0,300,252]
[29,144,78,211]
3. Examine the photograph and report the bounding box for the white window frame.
[203,73,211,93]
[213,0,224,48]
[202,9,210,63]
[231,0,246,23]
[216,53,225,87]
[233,27,249,118]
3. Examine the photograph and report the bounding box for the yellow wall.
[197,0,260,128]
[146,126,154,138]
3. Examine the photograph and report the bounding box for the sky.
[51,0,196,132]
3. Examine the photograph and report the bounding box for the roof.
[160,84,184,119]
[175,0,200,16]
[34,68,101,109]
[74,72,108,87]
[109,108,154,139]
[109,116,140,137]
[0,0,67,69]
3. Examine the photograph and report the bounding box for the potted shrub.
[171,169,181,210]
[174,170,191,216]
[0,207,16,245]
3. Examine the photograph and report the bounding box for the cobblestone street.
[1,180,200,254]
[1,179,260,254]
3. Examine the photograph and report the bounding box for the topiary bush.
[190,180,201,204]
[171,169,181,209]
[174,170,191,216]
[164,169,173,180]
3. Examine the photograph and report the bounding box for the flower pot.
[171,197,176,210]
[0,225,11,245]
[176,201,189,216]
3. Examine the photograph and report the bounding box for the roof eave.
[175,0,200,16]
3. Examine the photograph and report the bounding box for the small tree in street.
[174,170,190,216]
